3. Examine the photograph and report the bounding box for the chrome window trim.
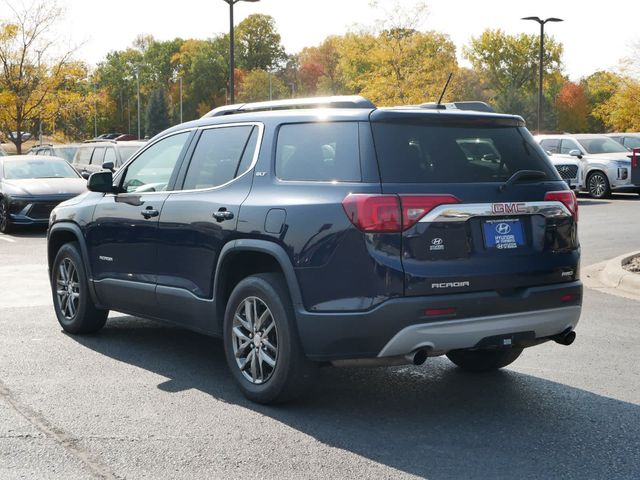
[418,201,572,223]
[111,122,263,196]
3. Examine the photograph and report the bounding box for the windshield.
[3,159,80,180]
[52,147,78,163]
[372,124,556,183]
[577,137,629,154]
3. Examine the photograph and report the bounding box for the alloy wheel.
[231,296,278,384]
[589,174,607,198]
[56,258,80,321]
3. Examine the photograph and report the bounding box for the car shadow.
[2,225,48,238]
[69,315,639,479]
[577,199,611,206]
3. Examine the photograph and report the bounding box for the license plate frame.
[482,219,525,250]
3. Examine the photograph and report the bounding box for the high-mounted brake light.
[342,194,460,232]
[544,190,578,222]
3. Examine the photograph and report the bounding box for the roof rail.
[83,139,117,144]
[202,95,376,118]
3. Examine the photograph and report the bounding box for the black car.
[47,96,582,404]
[0,155,87,233]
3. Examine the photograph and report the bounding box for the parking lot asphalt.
[0,194,639,480]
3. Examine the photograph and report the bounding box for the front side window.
[90,147,105,165]
[560,139,580,154]
[182,125,257,190]
[276,122,361,182]
[121,132,190,193]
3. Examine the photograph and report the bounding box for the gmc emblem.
[491,202,526,214]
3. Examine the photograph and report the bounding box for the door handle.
[141,207,159,219]
[213,209,234,222]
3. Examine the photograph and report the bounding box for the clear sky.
[51,0,640,80]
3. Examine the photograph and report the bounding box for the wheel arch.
[48,222,103,307]
[213,240,303,329]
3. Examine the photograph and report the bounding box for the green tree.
[464,29,564,129]
[235,14,286,71]
[145,87,169,137]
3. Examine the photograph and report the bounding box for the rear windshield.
[372,123,556,183]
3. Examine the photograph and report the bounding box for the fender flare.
[48,222,103,308]
[213,239,304,308]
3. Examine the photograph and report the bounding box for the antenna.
[436,72,453,106]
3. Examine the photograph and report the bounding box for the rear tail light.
[633,148,639,169]
[342,194,460,232]
[544,190,578,222]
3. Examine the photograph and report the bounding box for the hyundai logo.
[431,238,443,246]
[495,223,511,235]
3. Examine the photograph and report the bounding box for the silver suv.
[535,134,638,198]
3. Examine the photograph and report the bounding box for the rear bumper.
[378,305,580,357]
[296,281,582,361]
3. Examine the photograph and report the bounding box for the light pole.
[179,76,183,123]
[222,0,260,104]
[133,65,141,139]
[522,16,563,133]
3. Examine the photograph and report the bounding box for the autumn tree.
[581,71,623,132]
[464,29,564,129]
[556,81,589,132]
[0,1,92,152]
[592,77,640,132]
[237,69,289,102]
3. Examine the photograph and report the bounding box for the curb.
[599,251,640,296]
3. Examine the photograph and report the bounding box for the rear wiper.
[498,170,547,192]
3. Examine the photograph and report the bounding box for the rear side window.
[182,125,256,190]
[372,123,556,183]
[276,122,361,182]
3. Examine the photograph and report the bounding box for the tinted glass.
[103,147,117,165]
[182,126,254,190]
[372,124,555,183]
[560,139,580,154]
[121,132,190,193]
[90,147,105,165]
[276,122,361,182]
[540,139,560,154]
[3,159,79,179]
[236,127,259,175]
[577,137,628,154]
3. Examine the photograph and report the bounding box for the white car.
[535,134,638,198]
[605,133,640,151]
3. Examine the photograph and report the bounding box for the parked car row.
[535,133,640,198]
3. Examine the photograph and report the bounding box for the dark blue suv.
[47,96,582,403]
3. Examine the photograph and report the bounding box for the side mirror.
[80,171,90,179]
[102,161,115,172]
[569,149,583,159]
[87,171,114,193]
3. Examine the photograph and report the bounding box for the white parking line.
[0,236,16,243]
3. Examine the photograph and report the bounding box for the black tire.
[223,273,315,404]
[586,171,611,199]
[0,198,13,234]
[51,242,108,334]
[446,347,523,372]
